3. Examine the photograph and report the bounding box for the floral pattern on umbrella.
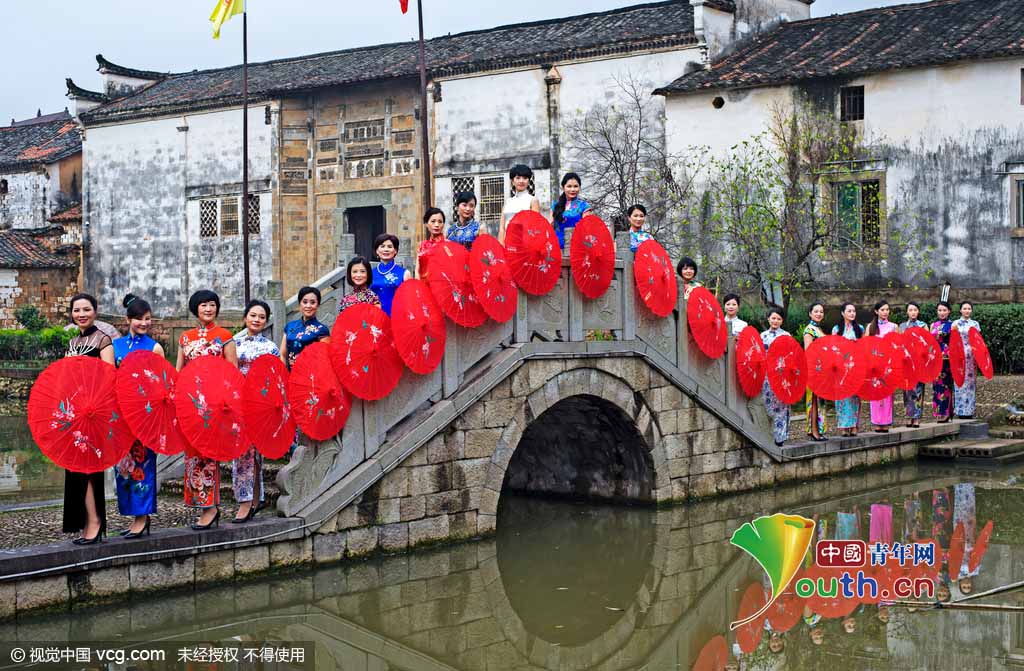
[569,215,615,300]
[736,326,767,398]
[805,334,865,402]
[115,350,186,456]
[391,279,446,375]
[505,211,561,296]
[330,303,405,401]
[243,354,296,459]
[429,241,488,328]
[174,356,249,462]
[469,234,517,323]
[634,239,678,318]
[288,342,351,441]
[766,334,807,405]
[686,287,727,359]
[904,326,942,384]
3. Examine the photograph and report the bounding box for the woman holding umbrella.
[338,256,382,314]
[953,301,981,419]
[447,192,483,250]
[676,257,702,299]
[832,303,864,436]
[551,172,592,250]
[931,301,955,423]
[177,289,237,530]
[112,294,163,538]
[232,299,280,523]
[416,207,447,281]
[627,205,653,252]
[371,234,410,316]
[64,293,114,544]
[899,302,929,427]
[802,302,828,442]
[865,300,897,433]
[500,164,542,243]
[280,287,331,370]
[762,306,791,446]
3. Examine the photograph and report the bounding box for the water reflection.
[3,462,1024,671]
[0,414,63,504]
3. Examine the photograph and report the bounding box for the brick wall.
[0,266,78,328]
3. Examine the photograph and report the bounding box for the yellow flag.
[210,0,244,39]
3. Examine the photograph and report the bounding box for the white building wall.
[0,170,50,230]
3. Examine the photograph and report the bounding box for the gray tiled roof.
[0,117,81,172]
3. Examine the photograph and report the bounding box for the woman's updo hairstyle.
[123,293,152,320]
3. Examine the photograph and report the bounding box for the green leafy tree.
[14,305,48,332]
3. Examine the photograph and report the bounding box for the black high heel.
[123,517,151,539]
[231,503,260,524]
[73,524,105,545]
[191,509,221,531]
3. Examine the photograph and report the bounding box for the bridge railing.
[272,230,776,517]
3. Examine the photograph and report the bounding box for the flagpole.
[241,8,252,305]
[416,0,431,209]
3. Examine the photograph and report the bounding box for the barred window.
[344,119,385,142]
[479,176,504,228]
[247,194,261,235]
[221,197,239,236]
[833,179,881,249]
[840,86,865,122]
[200,200,218,238]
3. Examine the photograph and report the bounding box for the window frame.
[1011,175,1024,236]
[839,85,865,123]
[823,170,887,254]
[449,174,506,230]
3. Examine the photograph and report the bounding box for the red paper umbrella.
[885,332,919,391]
[174,356,249,462]
[949,328,967,387]
[735,583,766,654]
[391,279,447,375]
[804,566,859,619]
[505,211,561,296]
[569,215,615,299]
[968,520,994,573]
[330,303,405,401]
[242,354,296,459]
[767,334,807,405]
[115,350,186,456]
[691,634,728,671]
[428,241,488,328]
[469,234,517,323]
[947,521,966,580]
[805,334,866,401]
[289,342,352,440]
[28,357,135,473]
[687,287,728,358]
[904,326,943,384]
[968,328,994,380]
[634,239,678,318]
[858,335,901,401]
[766,589,804,633]
[736,326,767,397]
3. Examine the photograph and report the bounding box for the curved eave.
[95,54,169,81]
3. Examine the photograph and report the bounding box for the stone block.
[456,458,491,488]
[690,474,719,498]
[377,497,401,524]
[400,495,426,521]
[451,511,478,538]
[332,505,360,531]
[485,641,519,670]
[409,514,451,545]
[491,378,512,399]
[130,557,194,593]
[67,565,128,603]
[409,464,446,495]
[477,487,500,514]
[445,429,466,459]
[428,433,458,463]
[483,398,516,427]
[0,582,14,620]
[464,428,502,459]
[697,452,725,474]
[410,552,451,581]
[668,457,691,478]
[347,526,380,557]
[347,564,381,592]
[467,617,504,649]
[379,468,410,499]
[454,402,487,430]
[664,433,690,460]
[527,359,565,395]
[677,406,705,433]
[269,537,313,568]
[429,624,469,657]
[426,490,464,516]
[196,550,236,582]
[235,545,270,575]
[477,513,497,535]
[671,476,690,502]
[380,522,410,552]
[313,532,347,563]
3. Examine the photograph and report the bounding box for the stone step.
[958,421,990,440]
[918,438,1024,461]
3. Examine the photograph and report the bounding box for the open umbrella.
[174,356,249,462]
[736,326,767,397]
[391,278,446,375]
[242,354,296,459]
[885,331,919,391]
[968,520,994,573]
[949,328,967,387]
[115,350,186,456]
[904,326,943,384]
[691,635,728,671]
[428,241,488,328]
[806,334,865,401]
[330,303,405,401]
[735,582,766,654]
[767,334,807,405]
[968,328,994,380]
[858,335,901,402]
[469,234,517,323]
[569,215,615,300]
[28,357,135,473]
[687,287,728,359]
[634,239,678,318]
[505,210,561,296]
[289,342,351,441]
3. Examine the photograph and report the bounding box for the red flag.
[399,0,409,13]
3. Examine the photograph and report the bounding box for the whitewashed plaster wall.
[0,170,49,230]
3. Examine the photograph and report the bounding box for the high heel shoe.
[123,518,151,539]
[191,509,221,531]
[73,526,105,545]
[231,503,260,524]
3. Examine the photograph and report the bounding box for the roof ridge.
[784,0,972,28]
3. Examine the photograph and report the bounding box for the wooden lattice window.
[479,176,504,228]
[199,199,218,238]
[247,194,261,235]
[220,197,239,236]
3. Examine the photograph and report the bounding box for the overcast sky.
[2,0,908,122]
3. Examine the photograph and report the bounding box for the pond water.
[4,460,1024,670]
[0,413,64,506]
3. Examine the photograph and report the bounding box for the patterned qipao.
[760,327,790,444]
[953,317,981,417]
[931,318,954,419]
[371,261,407,316]
[233,332,281,504]
[802,321,828,435]
[417,237,445,282]
[180,324,234,509]
[447,219,481,250]
[900,319,929,419]
[284,317,330,370]
[112,333,159,517]
[831,322,863,429]
[338,288,382,315]
[629,229,653,253]
[869,319,898,427]
[552,197,590,249]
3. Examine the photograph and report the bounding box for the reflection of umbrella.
[736,326,766,397]
[569,215,615,299]
[289,342,351,441]
[469,234,517,323]
[885,332,919,391]
[115,350,186,455]
[904,326,942,384]
[968,329,993,380]
[634,240,678,317]
[735,582,766,653]
[391,279,446,375]
[949,328,967,387]
[947,521,966,580]
[687,287,727,358]
[28,357,135,473]
[243,355,295,459]
[330,303,405,401]
[858,335,901,401]
[505,211,561,296]
[968,520,993,573]
[429,241,488,328]
[174,356,249,462]
[804,565,859,618]
[691,634,728,671]
[767,335,806,405]
[766,589,804,632]
[806,334,865,401]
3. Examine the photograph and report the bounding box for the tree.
[15,305,48,332]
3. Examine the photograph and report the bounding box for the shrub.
[0,327,73,362]
[14,305,48,332]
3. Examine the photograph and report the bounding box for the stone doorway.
[346,206,385,261]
